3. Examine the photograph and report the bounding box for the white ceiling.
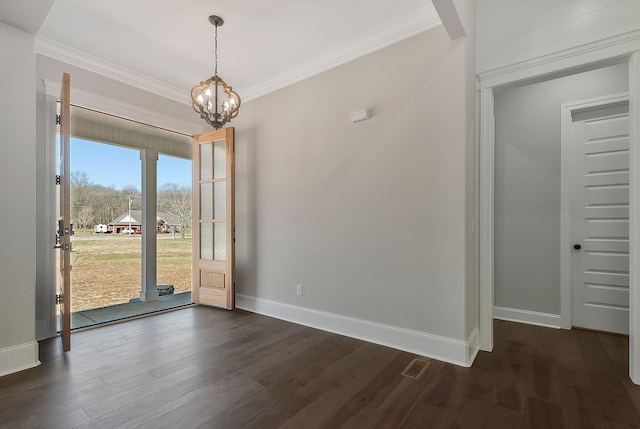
[2,0,440,105]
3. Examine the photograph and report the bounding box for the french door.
[57,72,72,350]
[192,128,235,309]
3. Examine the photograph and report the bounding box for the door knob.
[573,244,581,250]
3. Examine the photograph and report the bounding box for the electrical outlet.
[297,284,303,296]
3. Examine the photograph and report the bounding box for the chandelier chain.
[214,23,218,76]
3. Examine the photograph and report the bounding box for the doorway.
[60,106,194,329]
[479,54,640,382]
[492,64,629,330]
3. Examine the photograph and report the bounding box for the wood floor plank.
[115,374,265,429]
[317,352,421,429]
[3,309,640,428]
[0,412,39,429]
[280,344,401,428]
[341,359,445,429]
[525,396,564,429]
[576,329,640,427]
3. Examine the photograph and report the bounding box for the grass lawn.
[68,230,192,312]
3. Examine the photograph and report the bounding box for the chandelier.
[191,15,241,129]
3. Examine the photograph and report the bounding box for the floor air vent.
[401,358,430,380]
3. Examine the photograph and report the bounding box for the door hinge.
[56,175,61,185]
[56,114,61,125]
[56,294,64,304]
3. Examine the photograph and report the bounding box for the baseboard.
[494,306,562,329]
[236,294,478,367]
[0,342,40,377]
[466,327,480,364]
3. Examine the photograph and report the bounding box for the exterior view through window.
[62,106,193,329]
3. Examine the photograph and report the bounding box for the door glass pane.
[201,222,213,260]
[214,181,226,220]
[215,222,226,260]
[200,142,212,181]
[200,182,212,220]
[214,139,226,179]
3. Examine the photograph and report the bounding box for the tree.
[70,170,92,188]
[70,171,94,228]
[75,205,94,229]
[158,183,192,238]
[70,171,141,227]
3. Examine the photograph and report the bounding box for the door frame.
[39,80,203,340]
[560,93,630,330]
[479,48,640,383]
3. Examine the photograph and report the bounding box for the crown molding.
[478,29,640,89]
[42,78,203,136]
[240,5,442,102]
[36,6,440,106]
[36,36,190,105]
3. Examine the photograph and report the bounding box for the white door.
[571,101,629,334]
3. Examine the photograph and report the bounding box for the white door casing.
[479,46,640,383]
[562,96,630,334]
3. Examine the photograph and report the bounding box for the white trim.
[494,306,562,329]
[215,6,441,102]
[0,342,40,377]
[560,93,630,330]
[36,37,189,105]
[629,53,640,384]
[36,6,441,105]
[479,88,494,352]
[41,94,58,341]
[478,35,640,383]
[236,294,478,367]
[560,102,573,330]
[466,327,480,365]
[432,0,466,40]
[479,30,640,89]
[42,79,203,136]
[36,319,49,341]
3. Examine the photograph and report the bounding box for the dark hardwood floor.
[2,306,640,428]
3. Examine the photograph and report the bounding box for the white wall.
[0,23,39,375]
[494,63,629,320]
[233,27,477,364]
[477,0,640,73]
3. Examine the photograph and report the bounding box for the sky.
[70,137,192,190]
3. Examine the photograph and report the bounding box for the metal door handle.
[573,244,581,250]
